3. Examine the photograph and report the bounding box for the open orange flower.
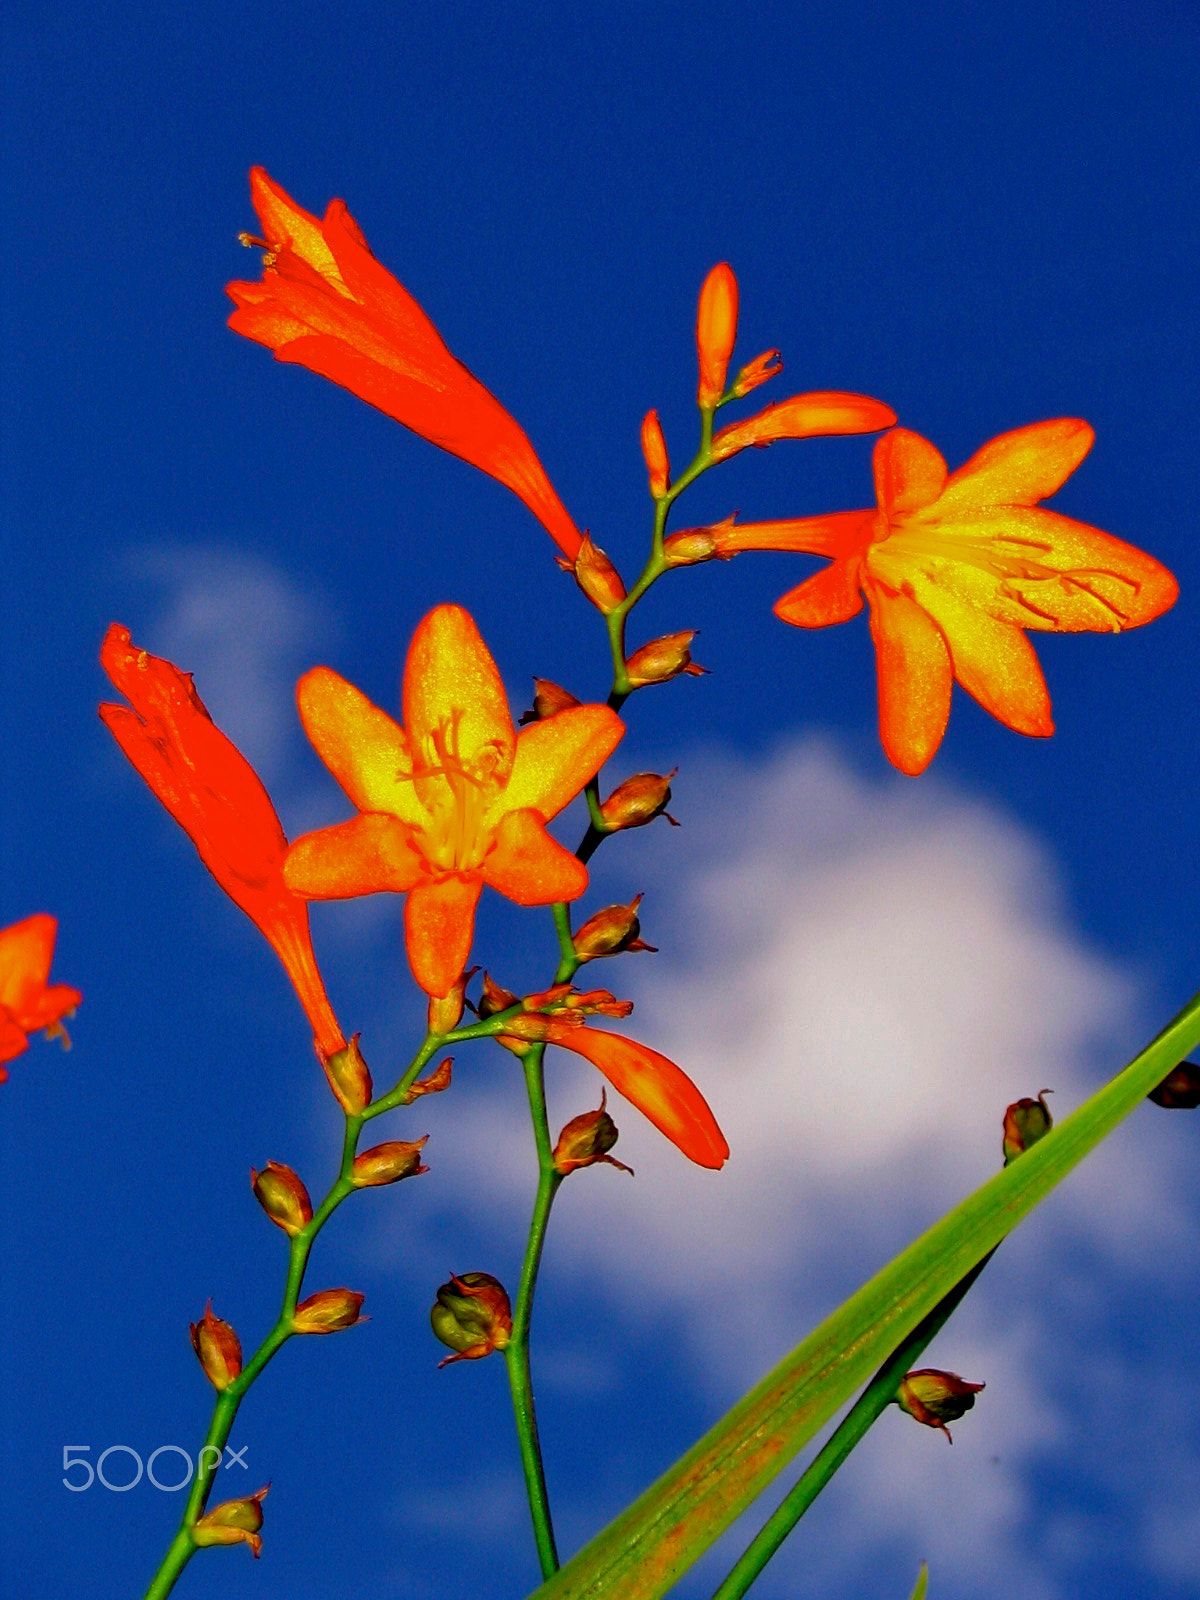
[284,605,624,999]
[0,915,81,1080]
[227,168,582,560]
[99,626,345,1058]
[710,420,1179,774]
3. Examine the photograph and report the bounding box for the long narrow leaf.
[908,1561,929,1600]
[527,991,1200,1599]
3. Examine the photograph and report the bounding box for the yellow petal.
[873,429,948,517]
[297,669,426,825]
[402,606,515,798]
[866,586,952,775]
[917,584,1054,737]
[480,810,590,905]
[284,815,425,897]
[404,875,483,999]
[496,705,624,822]
[938,418,1093,509]
[248,167,347,288]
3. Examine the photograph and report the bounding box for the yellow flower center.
[409,714,506,873]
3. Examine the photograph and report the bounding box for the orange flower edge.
[714,420,1178,774]
[284,604,625,999]
[0,915,81,1080]
[99,625,345,1058]
[228,168,582,560]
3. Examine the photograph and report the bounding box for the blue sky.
[4,3,1199,1597]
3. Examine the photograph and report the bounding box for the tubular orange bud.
[352,1136,430,1187]
[518,678,583,725]
[730,349,783,399]
[662,527,721,568]
[403,1057,454,1103]
[1149,1062,1200,1109]
[599,770,680,831]
[323,1034,373,1115]
[428,967,478,1035]
[897,1369,985,1443]
[250,1161,313,1235]
[1002,1090,1053,1165]
[696,263,738,409]
[641,409,670,498]
[572,895,657,961]
[189,1302,243,1391]
[626,631,707,689]
[711,392,897,463]
[430,1272,513,1367]
[554,1090,633,1176]
[293,1288,367,1334]
[558,534,627,614]
[192,1486,269,1557]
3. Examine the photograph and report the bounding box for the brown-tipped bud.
[731,349,783,399]
[322,1034,372,1115]
[662,527,720,567]
[553,1089,634,1176]
[697,262,738,409]
[599,770,680,831]
[478,972,521,1019]
[1149,1062,1200,1109]
[564,988,634,1019]
[403,1057,453,1103]
[431,1272,512,1367]
[500,1009,586,1043]
[250,1161,313,1236]
[189,1302,243,1392]
[641,409,670,498]
[558,535,627,615]
[292,1288,366,1335]
[1002,1090,1053,1166]
[626,631,707,689]
[192,1485,269,1557]
[352,1137,430,1187]
[573,895,658,961]
[519,679,583,725]
[896,1369,985,1443]
[427,967,478,1034]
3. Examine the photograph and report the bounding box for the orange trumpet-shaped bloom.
[284,605,625,1000]
[0,915,81,1080]
[99,626,345,1058]
[712,420,1179,775]
[227,168,582,560]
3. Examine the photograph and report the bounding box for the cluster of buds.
[351,1137,429,1187]
[557,534,626,616]
[430,1272,512,1367]
[519,679,582,725]
[599,770,679,832]
[896,1368,985,1443]
[572,895,657,962]
[292,1289,366,1335]
[251,1161,313,1235]
[520,982,633,1021]
[1002,1091,1053,1166]
[322,1034,373,1115]
[190,1302,242,1392]
[625,632,706,690]
[192,1485,269,1559]
[553,1090,633,1177]
[1149,1062,1200,1109]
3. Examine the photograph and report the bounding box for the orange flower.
[0,915,81,1081]
[712,420,1179,774]
[710,392,897,462]
[99,626,345,1058]
[284,605,624,999]
[227,168,582,560]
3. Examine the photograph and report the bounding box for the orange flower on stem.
[99,626,345,1060]
[0,915,81,1081]
[709,420,1179,774]
[227,168,582,560]
[284,605,624,1000]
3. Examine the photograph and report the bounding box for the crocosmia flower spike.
[284,605,624,1000]
[227,168,582,559]
[711,420,1178,774]
[0,915,81,1081]
[99,626,345,1059]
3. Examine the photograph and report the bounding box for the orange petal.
[712,510,874,560]
[773,558,864,628]
[0,914,56,1014]
[296,668,425,825]
[917,585,1054,737]
[404,875,483,998]
[480,810,589,905]
[939,419,1094,509]
[403,606,516,795]
[547,1025,729,1169]
[0,1011,30,1070]
[19,982,83,1031]
[498,705,624,822]
[866,586,953,775]
[247,166,346,285]
[285,815,425,898]
[873,429,948,517]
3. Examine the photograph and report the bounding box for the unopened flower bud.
[189,1302,243,1391]
[518,679,583,725]
[427,967,478,1034]
[352,1137,429,1187]
[292,1288,366,1335]
[192,1485,269,1557]
[323,1034,372,1115]
[250,1160,313,1235]
[641,409,670,498]
[662,527,719,567]
[730,349,783,399]
[478,972,520,1018]
[1149,1062,1200,1109]
[553,1089,634,1176]
[626,631,707,689]
[557,535,627,615]
[500,1009,585,1043]
[572,895,657,961]
[697,262,738,409]
[402,1057,453,1103]
[896,1369,985,1443]
[1002,1090,1053,1166]
[599,770,680,831]
[431,1272,513,1367]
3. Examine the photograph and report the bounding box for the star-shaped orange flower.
[284,605,625,999]
[708,420,1178,773]
[0,915,81,1080]
[227,168,582,560]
